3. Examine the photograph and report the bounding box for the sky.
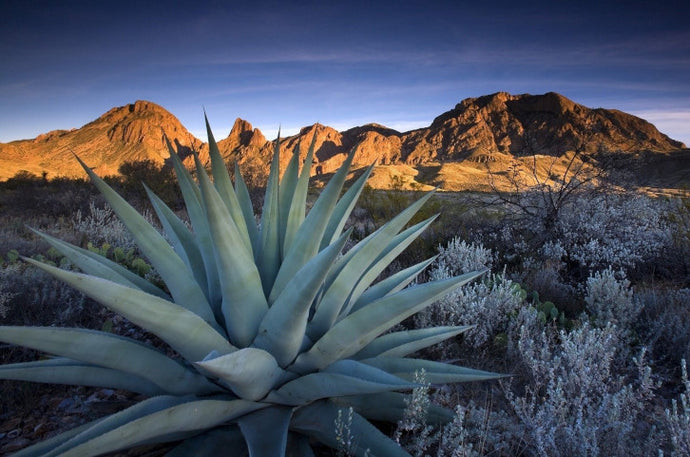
[1,0,689,146]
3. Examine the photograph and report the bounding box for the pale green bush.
[506,313,658,457]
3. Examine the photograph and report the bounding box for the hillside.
[1,93,686,191]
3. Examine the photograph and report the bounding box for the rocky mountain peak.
[0,93,686,189]
[229,118,254,136]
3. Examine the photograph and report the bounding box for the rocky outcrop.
[0,93,685,188]
[0,100,202,179]
[399,92,684,164]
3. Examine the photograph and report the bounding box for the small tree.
[487,145,607,238]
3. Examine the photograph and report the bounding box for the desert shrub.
[394,371,522,457]
[664,359,690,457]
[416,238,522,354]
[117,159,181,208]
[435,238,494,274]
[638,287,690,367]
[506,311,658,457]
[665,196,690,282]
[0,261,99,328]
[395,370,435,456]
[555,193,672,278]
[584,267,640,331]
[0,175,95,219]
[488,191,674,313]
[72,200,136,250]
[432,402,522,457]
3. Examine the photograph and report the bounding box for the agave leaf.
[266,360,416,406]
[166,143,222,309]
[0,326,218,395]
[74,154,217,327]
[233,161,260,257]
[323,190,434,291]
[338,215,438,319]
[309,193,436,339]
[349,257,437,313]
[0,358,163,395]
[293,270,486,372]
[253,229,351,367]
[10,420,99,457]
[49,396,266,457]
[36,395,196,457]
[286,433,316,457]
[320,162,375,249]
[195,155,269,347]
[258,133,282,294]
[164,137,202,203]
[361,357,505,383]
[335,392,454,425]
[24,258,235,362]
[278,140,302,256]
[238,406,293,457]
[352,326,474,360]
[195,348,289,401]
[205,115,254,255]
[291,400,411,457]
[144,185,209,296]
[269,148,356,303]
[29,228,169,300]
[164,427,247,457]
[282,133,316,255]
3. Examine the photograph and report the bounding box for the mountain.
[0,101,202,179]
[1,93,686,191]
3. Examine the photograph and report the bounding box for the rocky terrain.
[1,93,687,191]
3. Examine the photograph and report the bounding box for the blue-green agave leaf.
[282,133,316,256]
[23,258,235,362]
[74,154,217,327]
[10,420,100,457]
[309,192,436,338]
[144,185,209,296]
[361,357,505,384]
[233,161,260,257]
[166,143,222,309]
[238,406,293,457]
[286,433,316,457]
[195,348,289,401]
[195,155,268,347]
[320,163,375,249]
[205,115,254,256]
[0,326,218,395]
[48,396,266,457]
[34,395,196,457]
[335,392,454,425]
[29,228,169,300]
[0,358,163,395]
[258,133,282,295]
[267,360,416,406]
[164,427,247,457]
[349,257,437,313]
[269,148,356,303]
[352,326,473,360]
[278,140,302,256]
[338,215,438,319]
[253,229,351,367]
[293,270,486,372]
[291,400,412,457]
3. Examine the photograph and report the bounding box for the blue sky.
[2,0,689,146]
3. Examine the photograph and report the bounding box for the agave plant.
[1,118,499,457]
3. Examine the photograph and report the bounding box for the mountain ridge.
[1,93,686,191]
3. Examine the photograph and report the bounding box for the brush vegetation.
[1,125,690,456]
